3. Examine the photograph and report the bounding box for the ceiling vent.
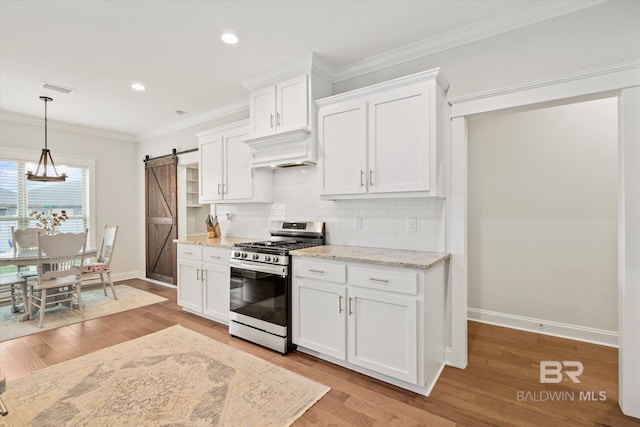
[42,82,74,94]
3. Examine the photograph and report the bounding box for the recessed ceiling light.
[221,32,238,44]
[131,82,146,91]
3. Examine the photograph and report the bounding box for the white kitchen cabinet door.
[199,137,224,203]
[224,131,253,201]
[177,259,203,313]
[292,278,347,360]
[368,84,431,194]
[249,85,276,136]
[276,74,309,133]
[203,262,230,323]
[347,287,418,383]
[318,100,368,196]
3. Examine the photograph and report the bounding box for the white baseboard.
[84,271,176,289]
[467,307,618,348]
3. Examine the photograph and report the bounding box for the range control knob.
[233,251,241,258]
[252,253,259,260]
[264,255,271,262]
[241,252,248,259]
[272,256,279,263]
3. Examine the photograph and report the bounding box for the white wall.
[467,97,618,333]
[0,119,139,278]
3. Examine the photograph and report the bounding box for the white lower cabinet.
[347,287,418,383]
[293,278,346,360]
[177,243,230,324]
[292,257,445,395]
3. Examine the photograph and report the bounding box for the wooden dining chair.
[11,227,39,280]
[29,230,87,328]
[82,225,119,300]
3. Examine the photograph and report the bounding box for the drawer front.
[177,244,202,261]
[293,259,346,283]
[203,246,229,265]
[348,265,417,295]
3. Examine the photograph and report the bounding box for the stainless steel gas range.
[229,221,325,354]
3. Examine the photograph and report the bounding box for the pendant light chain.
[26,96,66,182]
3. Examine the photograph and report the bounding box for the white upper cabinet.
[242,53,333,168]
[249,74,309,137]
[196,120,273,204]
[317,100,368,196]
[249,85,277,137]
[368,84,431,194]
[317,68,449,199]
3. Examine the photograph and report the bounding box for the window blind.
[0,160,89,255]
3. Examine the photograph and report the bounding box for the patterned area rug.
[1,325,330,426]
[0,284,167,341]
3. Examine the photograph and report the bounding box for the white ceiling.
[0,0,605,141]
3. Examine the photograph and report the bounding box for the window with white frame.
[0,160,89,255]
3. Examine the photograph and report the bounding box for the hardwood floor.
[1,279,638,426]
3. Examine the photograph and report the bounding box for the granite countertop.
[291,245,450,270]
[173,236,250,249]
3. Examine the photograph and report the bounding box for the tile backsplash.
[215,166,445,252]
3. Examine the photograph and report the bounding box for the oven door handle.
[230,259,288,276]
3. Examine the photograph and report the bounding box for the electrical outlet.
[407,218,417,232]
[353,217,362,230]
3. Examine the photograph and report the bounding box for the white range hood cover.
[243,127,314,168]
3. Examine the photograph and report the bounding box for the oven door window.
[230,267,287,327]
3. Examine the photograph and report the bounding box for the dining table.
[0,247,97,321]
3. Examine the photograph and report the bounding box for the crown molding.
[241,52,335,91]
[449,59,640,118]
[0,111,137,142]
[331,0,609,83]
[449,59,640,105]
[137,99,249,141]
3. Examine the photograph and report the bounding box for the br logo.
[540,361,584,383]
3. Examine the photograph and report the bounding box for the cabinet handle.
[217,183,222,195]
[338,295,343,314]
[222,183,227,194]
[348,297,353,315]
[308,269,324,274]
[360,170,364,186]
[369,169,374,185]
[201,269,206,281]
[183,251,193,255]
[196,268,201,281]
[276,112,281,126]
[270,113,274,128]
[369,277,389,283]
[209,255,221,259]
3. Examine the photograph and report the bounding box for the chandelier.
[26,96,67,182]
